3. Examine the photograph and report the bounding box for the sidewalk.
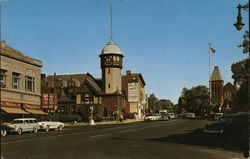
[64,119,144,127]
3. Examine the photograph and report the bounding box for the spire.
[109,0,113,41]
[211,66,223,81]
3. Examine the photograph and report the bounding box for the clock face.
[104,56,113,65]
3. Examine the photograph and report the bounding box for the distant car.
[182,113,196,119]
[1,124,15,136]
[38,121,64,131]
[203,112,249,137]
[166,113,178,120]
[7,118,41,135]
[144,114,162,121]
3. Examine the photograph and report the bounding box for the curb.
[64,119,144,127]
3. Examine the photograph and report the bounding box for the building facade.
[210,66,237,112]
[0,41,46,121]
[41,73,102,120]
[122,70,147,119]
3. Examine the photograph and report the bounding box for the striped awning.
[1,107,29,114]
[24,109,47,115]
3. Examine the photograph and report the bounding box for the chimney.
[126,70,131,75]
[41,74,46,80]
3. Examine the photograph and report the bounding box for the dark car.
[1,124,15,136]
[203,112,249,137]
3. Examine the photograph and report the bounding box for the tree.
[147,93,174,113]
[158,99,174,111]
[231,58,249,112]
[238,30,249,54]
[179,85,209,116]
[148,94,159,113]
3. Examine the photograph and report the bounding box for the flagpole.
[209,43,211,109]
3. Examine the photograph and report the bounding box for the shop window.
[25,76,35,92]
[12,72,20,90]
[0,69,7,88]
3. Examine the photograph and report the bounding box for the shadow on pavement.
[146,128,249,153]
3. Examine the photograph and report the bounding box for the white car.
[144,114,162,121]
[38,121,64,132]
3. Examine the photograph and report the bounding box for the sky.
[0,0,249,104]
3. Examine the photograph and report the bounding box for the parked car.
[38,121,64,131]
[181,113,196,119]
[210,113,223,120]
[1,124,15,136]
[144,114,162,121]
[7,118,41,135]
[203,112,249,137]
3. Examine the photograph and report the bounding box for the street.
[1,119,246,159]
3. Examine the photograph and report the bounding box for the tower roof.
[101,40,123,55]
[211,66,223,81]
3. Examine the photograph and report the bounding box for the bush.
[93,115,103,122]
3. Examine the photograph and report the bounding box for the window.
[25,76,35,92]
[12,72,20,90]
[108,84,110,88]
[0,69,7,88]
[108,68,110,74]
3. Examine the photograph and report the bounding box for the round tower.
[99,40,124,94]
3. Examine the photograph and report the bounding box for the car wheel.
[33,128,38,133]
[45,126,50,132]
[17,128,22,135]
[1,130,7,136]
[58,126,63,131]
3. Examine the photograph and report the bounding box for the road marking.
[91,133,110,138]
[120,129,134,133]
[139,126,149,130]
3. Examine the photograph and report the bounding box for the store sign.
[128,83,138,102]
[41,94,58,105]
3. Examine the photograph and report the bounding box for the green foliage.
[231,58,248,86]
[231,58,249,112]
[238,30,249,54]
[148,93,174,113]
[179,85,209,115]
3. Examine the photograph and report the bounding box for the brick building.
[210,66,237,112]
[122,70,147,119]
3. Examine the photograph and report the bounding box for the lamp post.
[233,4,245,31]
[234,3,250,158]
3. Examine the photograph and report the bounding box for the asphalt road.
[0,119,246,159]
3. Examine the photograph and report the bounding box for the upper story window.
[12,72,20,90]
[0,69,7,88]
[25,76,35,92]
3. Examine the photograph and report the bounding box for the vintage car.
[38,121,64,131]
[1,124,15,136]
[181,113,196,119]
[7,118,41,135]
[203,112,249,137]
[144,114,163,121]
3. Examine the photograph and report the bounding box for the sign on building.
[128,83,138,102]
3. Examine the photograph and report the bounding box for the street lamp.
[234,4,248,31]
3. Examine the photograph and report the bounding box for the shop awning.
[25,109,48,115]
[1,107,29,114]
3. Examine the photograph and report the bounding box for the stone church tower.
[211,66,224,107]
[99,40,124,94]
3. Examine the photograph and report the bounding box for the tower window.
[108,84,110,88]
[108,68,110,74]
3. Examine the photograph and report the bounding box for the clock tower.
[99,40,124,94]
